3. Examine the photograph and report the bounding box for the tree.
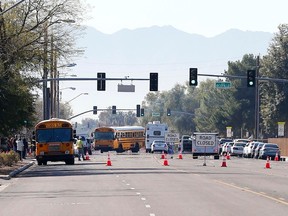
[0,0,86,134]
[261,24,288,137]
[223,54,258,137]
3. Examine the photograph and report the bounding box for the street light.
[66,93,89,104]
[57,87,76,118]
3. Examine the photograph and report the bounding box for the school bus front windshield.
[37,128,72,143]
[94,131,114,140]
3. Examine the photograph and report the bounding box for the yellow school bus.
[93,126,145,153]
[34,118,76,165]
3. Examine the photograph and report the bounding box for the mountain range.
[66,25,274,122]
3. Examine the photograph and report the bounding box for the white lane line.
[141,197,146,201]
[145,204,151,208]
[150,214,156,216]
[130,187,135,190]
[136,192,141,195]
[126,183,130,186]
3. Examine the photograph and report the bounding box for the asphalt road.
[0,152,288,216]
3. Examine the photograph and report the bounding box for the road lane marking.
[0,184,10,192]
[130,187,135,190]
[141,197,146,201]
[145,204,151,208]
[215,180,288,206]
[150,214,155,216]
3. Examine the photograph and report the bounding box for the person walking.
[76,137,85,161]
[16,138,24,161]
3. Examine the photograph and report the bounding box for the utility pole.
[255,55,260,140]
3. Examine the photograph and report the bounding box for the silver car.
[231,142,246,157]
[151,140,168,153]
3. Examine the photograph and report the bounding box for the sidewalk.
[0,157,35,180]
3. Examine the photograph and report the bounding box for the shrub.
[0,151,20,166]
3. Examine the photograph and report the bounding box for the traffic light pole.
[67,108,137,120]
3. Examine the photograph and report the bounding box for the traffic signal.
[97,72,106,91]
[167,108,171,116]
[149,72,158,91]
[136,104,141,117]
[141,108,144,116]
[247,70,256,87]
[93,106,97,114]
[189,68,198,86]
[112,105,116,114]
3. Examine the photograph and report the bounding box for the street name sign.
[215,81,231,89]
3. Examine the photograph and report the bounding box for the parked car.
[258,143,280,160]
[151,140,168,153]
[181,136,192,152]
[251,142,263,158]
[222,142,234,155]
[253,143,265,159]
[231,142,246,157]
[243,141,255,158]
[233,139,250,143]
[219,138,233,153]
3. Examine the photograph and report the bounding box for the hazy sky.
[61,0,287,124]
[82,0,287,37]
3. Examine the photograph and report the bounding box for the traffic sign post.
[152,112,160,117]
[215,81,231,89]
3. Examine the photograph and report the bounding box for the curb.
[0,161,35,180]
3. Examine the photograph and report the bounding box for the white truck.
[192,132,220,159]
[145,121,169,153]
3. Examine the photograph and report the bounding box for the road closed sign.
[195,134,216,146]
[165,133,179,143]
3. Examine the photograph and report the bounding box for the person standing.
[16,138,24,160]
[22,138,28,159]
[76,137,85,161]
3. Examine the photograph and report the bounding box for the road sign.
[215,81,231,89]
[152,112,160,117]
[165,132,180,143]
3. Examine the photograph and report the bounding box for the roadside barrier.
[85,151,90,160]
[161,151,165,159]
[274,152,279,161]
[106,152,112,166]
[163,153,169,166]
[265,156,271,169]
[226,152,231,160]
[221,155,227,167]
[178,151,183,159]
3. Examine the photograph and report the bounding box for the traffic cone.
[178,151,183,159]
[106,152,112,166]
[226,152,231,160]
[221,155,227,167]
[265,156,271,169]
[85,151,90,160]
[163,154,169,166]
[274,152,279,161]
[161,151,165,159]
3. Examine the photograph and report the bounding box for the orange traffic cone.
[85,151,90,160]
[178,151,183,159]
[163,154,169,166]
[161,151,165,159]
[265,156,271,169]
[226,152,230,160]
[106,152,112,166]
[221,155,227,167]
[274,152,279,161]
